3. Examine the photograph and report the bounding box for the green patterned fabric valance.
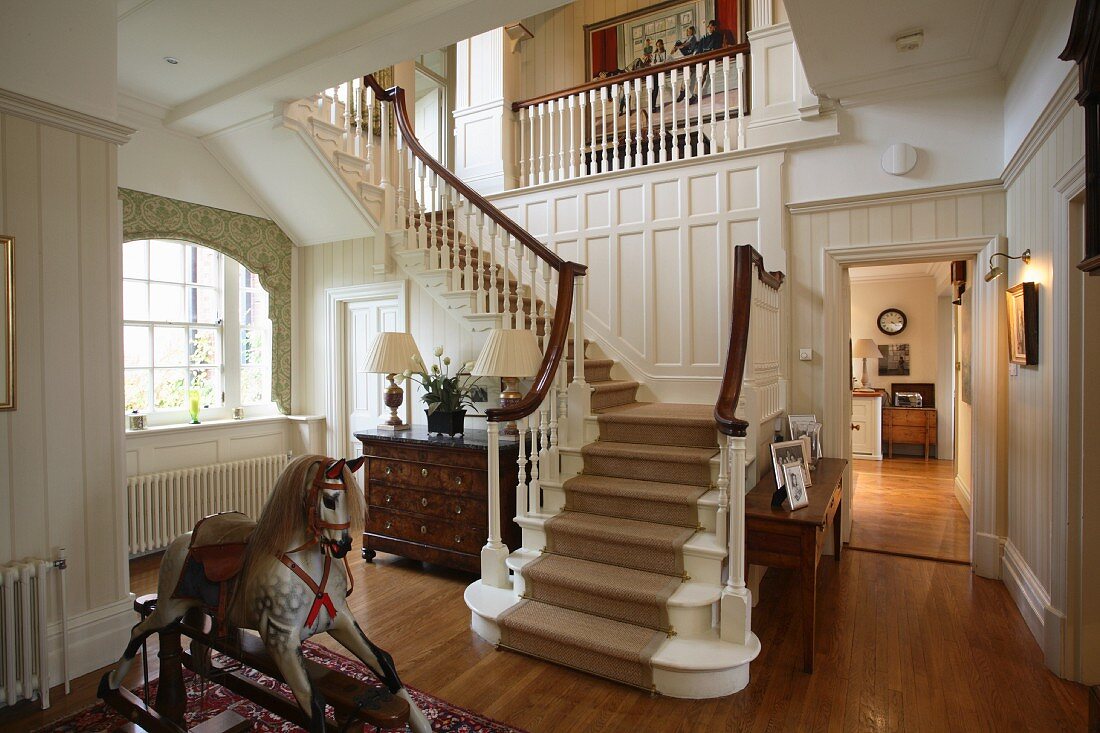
[119,188,293,413]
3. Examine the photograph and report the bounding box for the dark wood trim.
[513,43,750,111]
[1061,0,1100,272]
[714,245,784,437]
[366,77,583,424]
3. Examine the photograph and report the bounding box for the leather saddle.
[172,511,256,625]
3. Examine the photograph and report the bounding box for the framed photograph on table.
[788,414,817,440]
[770,439,811,489]
[783,462,809,510]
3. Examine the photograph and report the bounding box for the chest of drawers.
[882,407,937,459]
[354,428,521,573]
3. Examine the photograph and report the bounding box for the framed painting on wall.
[877,343,911,376]
[583,0,748,78]
[1006,282,1038,365]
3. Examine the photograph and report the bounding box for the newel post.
[481,422,511,588]
[720,433,752,645]
[567,273,591,442]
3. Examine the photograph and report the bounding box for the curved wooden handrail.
[366,76,585,424]
[714,245,784,438]
[366,77,584,277]
[512,43,750,112]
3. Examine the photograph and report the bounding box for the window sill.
[125,414,290,438]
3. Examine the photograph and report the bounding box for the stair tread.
[590,380,639,392]
[499,600,665,663]
[582,441,717,463]
[546,511,695,548]
[523,554,682,610]
[596,401,715,426]
[564,473,708,506]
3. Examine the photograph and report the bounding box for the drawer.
[887,426,935,444]
[367,507,482,555]
[851,402,870,419]
[368,458,484,496]
[884,409,932,427]
[362,442,488,470]
[369,483,485,523]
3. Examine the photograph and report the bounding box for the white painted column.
[720,434,752,645]
[481,423,510,588]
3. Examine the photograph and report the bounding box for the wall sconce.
[984,248,1031,282]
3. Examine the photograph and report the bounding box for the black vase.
[426,409,466,436]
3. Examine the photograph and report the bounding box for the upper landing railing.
[512,44,750,188]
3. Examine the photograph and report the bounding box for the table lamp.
[362,331,422,431]
[472,329,543,436]
[852,338,881,389]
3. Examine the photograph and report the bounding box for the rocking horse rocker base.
[98,595,410,733]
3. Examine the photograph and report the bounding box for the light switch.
[1009,363,1019,377]
[799,348,813,361]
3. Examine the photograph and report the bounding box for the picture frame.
[1006,282,1038,365]
[0,235,13,411]
[877,343,911,376]
[783,462,809,510]
[462,373,502,417]
[770,439,811,490]
[787,413,817,440]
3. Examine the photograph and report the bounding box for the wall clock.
[877,308,907,335]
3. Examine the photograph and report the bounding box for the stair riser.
[652,662,750,699]
[583,455,712,488]
[521,526,547,550]
[596,422,717,449]
[684,552,722,586]
[522,580,673,633]
[670,602,717,637]
[591,385,640,411]
[564,495,698,529]
[567,361,614,383]
[543,484,566,513]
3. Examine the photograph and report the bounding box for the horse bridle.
[306,462,353,554]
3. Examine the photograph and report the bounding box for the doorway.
[845,261,969,563]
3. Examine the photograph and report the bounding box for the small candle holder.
[127,412,146,431]
[232,407,245,420]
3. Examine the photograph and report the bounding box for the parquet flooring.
[849,457,970,563]
[1,542,1086,732]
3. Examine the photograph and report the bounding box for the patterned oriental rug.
[35,642,524,732]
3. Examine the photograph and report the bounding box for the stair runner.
[498,360,718,691]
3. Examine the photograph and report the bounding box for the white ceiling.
[849,261,953,295]
[784,0,1027,102]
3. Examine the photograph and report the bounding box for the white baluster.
[439,180,451,274]
[502,233,513,326]
[572,273,586,387]
[670,68,680,162]
[568,94,577,180]
[463,198,475,295]
[696,61,705,158]
[449,187,462,288]
[528,412,540,515]
[537,102,547,184]
[557,96,567,181]
[586,89,597,175]
[416,160,428,250]
[428,172,440,268]
[716,434,730,548]
[546,99,556,183]
[516,417,529,518]
[737,52,747,150]
[329,86,338,127]
[518,110,526,187]
[482,423,509,588]
[635,77,644,168]
[396,130,407,231]
[342,81,352,152]
[657,71,666,164]
[599,87,608,172]
[474,210,486,312]
[548,352,561,480]
[527,106,536,187]
[610,84,619,172]
[365,85,375,181]
[722,56,731,151]
[380,101,393,227]
[538,400,550,492]
[527,243,538,339]
[708,59,718,153]
[352,78,362,158]
[541,260,552,350]
[721,434,751,645]
[487,219,498,315]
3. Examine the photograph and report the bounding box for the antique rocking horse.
[100,454,432,733]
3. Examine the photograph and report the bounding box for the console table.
[354,428,521,573]
[745,457,846,673]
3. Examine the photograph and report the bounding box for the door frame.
[325,280,408,458]
[822,235,1007,579]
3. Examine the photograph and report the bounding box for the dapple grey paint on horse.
[103,455,432,733]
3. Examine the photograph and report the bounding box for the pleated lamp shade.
[362,331,421,374]
[852,339,881,359]
[472,329,543,378]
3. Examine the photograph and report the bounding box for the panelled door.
[344,298,401,479]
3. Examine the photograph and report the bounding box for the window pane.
[154,326,187,366]
[189,327,219,366]
[149,283,185,321]
[190,368,221,407]
[240,328,266,365]
[124,326,151,367]
[240,268,261,289]
[240,289,268,326]
[153,368,187,409]
[149,240,184,282]
[187,246,220,286]
[240,366,267,404]
[123,281,148,321]
[187,286,219,324]
[123,242,147,279]
[124,370,151,412]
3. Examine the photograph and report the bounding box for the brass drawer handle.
[385,466,393,476]
[421,468,429,477]
[454,535,463,544]
[385,494,392,503]
[420,525,428,534]
[420,497,429,507]
[455,475,463,486]
[384,520,392,530]
[454,504,462,515]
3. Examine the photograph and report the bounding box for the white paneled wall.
[1003,104,1083,606]
[294,238,486,426]
[488,151,785,403]
[0,109,132,679]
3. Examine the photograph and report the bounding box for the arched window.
[123,239,275,425]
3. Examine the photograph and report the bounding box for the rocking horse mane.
[230,454,365,620]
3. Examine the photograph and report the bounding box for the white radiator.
[0,558,56,708]
[126,454,290,556]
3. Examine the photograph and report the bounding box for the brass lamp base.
[378,373,410,431]
[499,376,522,437]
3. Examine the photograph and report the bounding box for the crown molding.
[1001,69,1078,188]
[787,179,1003,214]
[835,67,1003,110]
[0,88,135,145]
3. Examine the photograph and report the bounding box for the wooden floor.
[2,544,1086,733]
[849,457,970,563]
